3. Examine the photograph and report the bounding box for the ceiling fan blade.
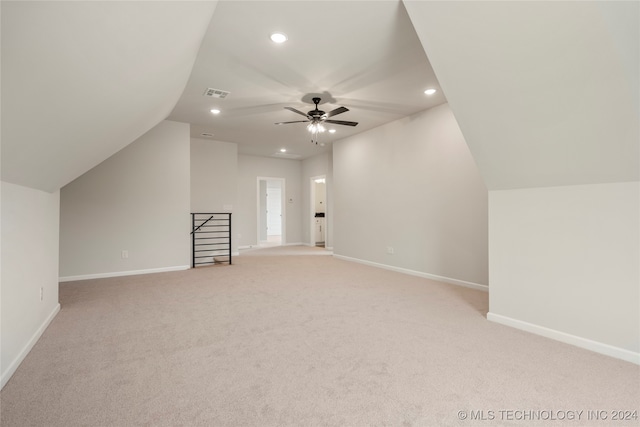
[275,120,310,125]
[327,106,349,117]
[325,119,358,127]
[284,106,309,117]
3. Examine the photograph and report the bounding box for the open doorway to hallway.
[257,177,285,247]
[310,175,326,248]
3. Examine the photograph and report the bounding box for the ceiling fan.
[275,97,358,144]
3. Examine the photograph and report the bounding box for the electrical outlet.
[386,247,395,254]
[121,250,129,259]
[40,287,43,301]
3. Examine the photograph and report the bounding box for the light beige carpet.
[240,244,332,256]
[1,255,638,426]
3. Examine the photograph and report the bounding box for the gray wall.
[333,103,488,287]
[190,138,238,253]
[190,138,237,213]
[1,182,60,388]
[236,155,302,247]
[59,120,191,279]
[489,182,639,356]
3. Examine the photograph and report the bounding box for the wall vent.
[203,88,230,98]
[201,133,214,137]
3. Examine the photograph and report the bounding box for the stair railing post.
[228,213,232,265]
[191,213,195,268]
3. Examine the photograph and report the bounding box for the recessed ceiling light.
[280,148,287,153]
[424,88,437,96]
[270,33,287,43]
[328,129,336,134]
[210,109,221,114]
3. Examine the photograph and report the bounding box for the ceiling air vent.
[203,88,230,98]
[201,133,214,137]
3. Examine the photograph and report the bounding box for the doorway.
[310,175,326,247]
[257,177,285,247]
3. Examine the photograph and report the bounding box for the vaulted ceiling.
[2,1,637,193]
[1,1,218,192]
[405,0,638,190]
[167,1,444,159]
[2,0,444,192]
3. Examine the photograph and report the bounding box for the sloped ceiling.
[404,0,639,190]
[5,1,635,194]
[168,0,444,160]
[1,1,218,192]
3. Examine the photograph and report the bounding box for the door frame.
[256,176,286,246]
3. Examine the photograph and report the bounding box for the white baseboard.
[244,242,305,249]
[59,265,190,282]
[333,254,488,292]
[303,242,329,248]
[1,303,60,390]
[487,312,640,365]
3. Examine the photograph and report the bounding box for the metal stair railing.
[191,212,232,268]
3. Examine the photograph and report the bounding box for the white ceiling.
[406,0,639,190]
[2,0,444,192]
[1,1,218,192]
[4,1,634,194]
[167,0,445,159]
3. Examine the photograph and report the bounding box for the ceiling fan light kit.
[275,97,358,145]
[307,123,325,134]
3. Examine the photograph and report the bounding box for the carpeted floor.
[0,253,638,426]
[240,244,333,256]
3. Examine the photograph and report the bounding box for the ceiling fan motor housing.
[309,97,326,121]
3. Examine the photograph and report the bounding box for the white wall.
[59,120,191,280]
[488,182,639,361]
[333,103,488,287]
[236,155,302,247]
[1,182,60,388]
[190,138,238,253]
[190,138,237,212]
[302,152,333,248]
[405,0,639,363]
